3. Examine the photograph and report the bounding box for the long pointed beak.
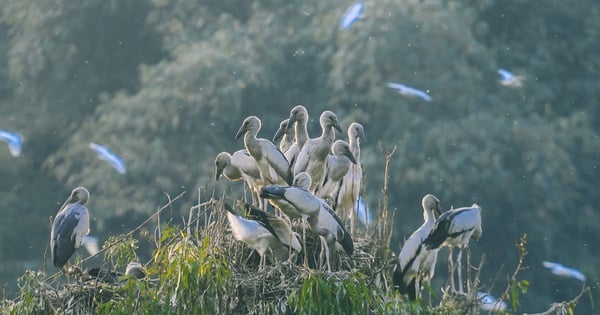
[286,115,297,130]
[273,126,284,142]
[345,149,357,164]
[215,166,224,181]
[333,122,343,133]
[359,130,367,142]
[235,124,246,140]
[58,195,74,212]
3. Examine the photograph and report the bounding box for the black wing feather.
[51,211,80,268]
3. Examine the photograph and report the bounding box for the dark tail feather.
[339,231,354,255]
[423,220,449,250]
[393,266,417,300]
[223,202,240,217]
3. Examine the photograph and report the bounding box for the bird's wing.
[262,140,292,185]
[52,205,88,267]
[90,143,126,174]
[320,201,354,254]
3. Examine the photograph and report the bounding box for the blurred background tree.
[0,0,598,312]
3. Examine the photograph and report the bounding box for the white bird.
[478,292,507,312]
[81,235,99,256]
[51,187,91,273]
[387,82,432,102]
[423,203,482,293]
[215,150,264,207]
[354,196,370,226]
[336,122,366,231]
[393,194,441,300]
[542,261,586,282]
[497,68,524,87]
[89,142,126,174]
[273,118,295,154]
[293,111,343,192]
[340,1,364,30]
[125,262,147,279]
[224,202,301,270]
[317,140,356,204]
[284,105,310,171]
[260,177,353,271]
[0,129,23,157]
[235,116,292,186]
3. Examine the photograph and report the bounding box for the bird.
[336,122,366,231]
[215,150,264,207]
[386,82,432,102]
[273,118,295,154]
[81,235,99,256]
[224,202,301,270]
[0,129,23,157]
[497,68,524,87]
[51,187,91,274]
[478,292,507,312]
[423,203,482,293]
[340,1,364,30]
[542,261,586,282]
[235,116,292,186]
[354,196,370,226]
[393,194,441,300]
[283,105,310,171]
[125,262,147,279]
[317,140,356,204]
[89,142,126,174]
[293,111,343,192]
[260,176,353,271]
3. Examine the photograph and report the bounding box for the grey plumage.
[336,122,366,229]
[51,187,91,269]
[317,140,356,204]
[273,118,295,154]
[284,105,310,170]
[215,150,264,205]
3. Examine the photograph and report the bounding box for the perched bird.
[0,129,23,157]
[224,202,301,270]
[125,262,147,279]
[51,187,91,273]
[497,68,524,87]
[89,142,126,174]
[423,204,482,293]
[340,1,364,30]
[317,140,356,204]
[293,111,343,192]
[336,122,366,230]
[478,292,507,312]
[284,105,310,171]
[261,177,353,271]
[235,116,292,186]
[273,118,295,154]
[393,194,441,300]
[542,261,586,282]
[387,82,432,102]
[215,150,264,207]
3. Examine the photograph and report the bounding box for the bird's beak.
[286,114,297,130]
[345,148,357,164]
[273,126,284,142]
[234,124,246,140]
[58,195,74,212]
[259,185,285,199]
[215,166,224,181]
[433,203,441,218]
[359,130,367,142]
[333,121,343,133]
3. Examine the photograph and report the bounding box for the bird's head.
[332,140,357,164]
[235,116,261,140]
[286,105,308,129]
[320,111,342,133]
[422,194,441,218]
[259,185,286,199]
[349,122,367,143]
[214,152,231,180]
[273,119,290,142]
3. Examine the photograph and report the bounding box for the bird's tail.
[423,221,449,250]
[223,202,241,217]
[393,266,417,300]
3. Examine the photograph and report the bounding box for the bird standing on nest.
[51,187,91,277]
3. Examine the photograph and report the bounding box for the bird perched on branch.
[393,194,441,300]
[423,203,482,293]
[224,202,301,270]
[51,187,91,275]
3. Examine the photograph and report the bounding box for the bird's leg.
[456,248,464,294]
[302,218,309,269]
[63,261,71,284]
[323,238,332,272]
[319,237,326,270]
[414,276,421,300]
[448,247,455,294]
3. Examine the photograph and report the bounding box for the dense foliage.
[0,0,598,312]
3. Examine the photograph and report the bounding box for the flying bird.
[497,68,524,87]
[542,261,586,282]
[81,235,99,256]
[0,129,23,157]
[51,187,91,275]
[387,82,432,102]
[89,142,126,174]
[340,1,364,30]
[354,196,370,226]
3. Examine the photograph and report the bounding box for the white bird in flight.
[387,82,432,102]
[497,68,524,87]
[542,261,586,282]
[0,129,23,157]
[89,142,126,174]
[340,1,364,30]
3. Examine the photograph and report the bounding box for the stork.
[393,194,441,300]
[224,202,301,270]
[423,203,482,293]
[51,187,91,277]
[317,140,356,205]
[336,122,366,231]
[215,150,264,207]
[284,105,310,170]
[273,118,295,154]
[293,111,342,192]
[235,116,292,186]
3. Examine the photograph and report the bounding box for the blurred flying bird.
[542,261,586,282]
[81,235,99,256]
[340,1,364,30]
[354,196,370,226]
[89,142,126,174]
[51,187,91,275]
[0,129,23,157]
[497,68,524,87]
[478,292,507,312]
[387,82,432,102]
